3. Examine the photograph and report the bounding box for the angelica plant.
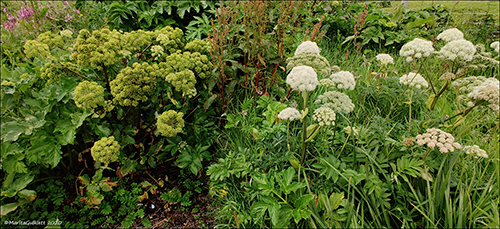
[91,136,121,167]
[74,81,106,109]
[110,62,171,107]
[157,110,185,138]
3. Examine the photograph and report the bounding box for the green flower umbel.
[91,136,120,166]
[157,110,185,137]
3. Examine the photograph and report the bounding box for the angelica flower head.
[151,45,164,58]
[491,41,500,53]
[157,110,185,137]
[74,81,105,109]
[330,71,356,90]
[312,106,336,126]
[463,145,488,158]
[91,136,120,165]
[438,39,476,62]
[400,72,428,89]
[277,107,301,121]
[344,126,359,136]
[286,52,331,76]
[399,38,434,62]
[315,91,355,114]
[376,53,394,65]
[436,28,464,42]
[467,78,500,112]
[294,41,321,56]
[60,29,74,39]
[286,66,318,92]
[415,128,461,153]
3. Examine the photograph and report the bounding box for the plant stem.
[300,91,309,165]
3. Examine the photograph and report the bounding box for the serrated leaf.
[294,194,314,209]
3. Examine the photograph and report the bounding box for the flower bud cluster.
[491,41,499,53]
[437,39,476,62]
[463,145,488,158]
[110,62,171,106]
[314,91,355,114]
[156,26,185,55]
[185,39,211,54]
[122,29,156,53]
[157,110,185,137]
[467,78,500,112]
[312,106,336,126]
[40,62,79,85]
[399,38,434,62]
[451,76,486,103]
[376,53,394,65]
[38,31,64,48]
[294,41,321,56]
[167,69,197,98]
[286,66,319,92]
[71,28,124,68]
[277,107,301,121]
[343,126,359,136]
[74,81,105,109]
[23,40,50,59]
[436,28,464,42]
[329,71,356,90]
[151,45,165,59]
[399,72,428,89]
[91,136,120,165]
[415,128,461,153]
[286,52,331,76]
[60,29,74,39]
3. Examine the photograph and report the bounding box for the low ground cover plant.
[1,1,499,228]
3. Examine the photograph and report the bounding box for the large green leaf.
[0,202,19,216]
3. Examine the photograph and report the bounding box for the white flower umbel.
[491,41,500,53]
[278,107,301,121]
[294,41,321,56]
[330,71,356,90]
[312,106,336,126]
[343,126,359,136]
[315,91,355,114]
[463,145,488,158]
[436,28,464,42]
[376,53,394,65]
[399,38,434,62]
[286,65,319,92]
[400,72,429,89]
[438,39,476,62]
[467,78,500,112]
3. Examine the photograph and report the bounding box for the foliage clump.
[91,136,120,165]
[110,62,171,106]
[74,81,106,109]
[157,110,185,137]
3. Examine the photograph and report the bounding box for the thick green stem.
[300,91,309,165]
[428,80,450,111]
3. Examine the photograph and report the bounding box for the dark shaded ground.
[128,164,217,228]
